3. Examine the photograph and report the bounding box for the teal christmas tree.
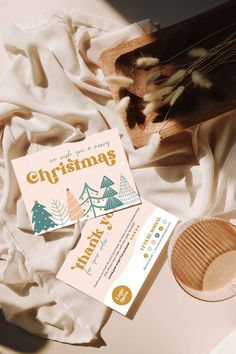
[79,183,103,218]
[101,176,123,211]
[117,174,140,205]
[32,201,58,234]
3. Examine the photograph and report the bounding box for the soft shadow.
[143,130,198,169]
[105,0,227,27]
[0,311,46,353]
[0,308,111,351]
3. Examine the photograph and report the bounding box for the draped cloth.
[0,10,235,346]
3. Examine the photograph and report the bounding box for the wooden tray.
[99,1,236,148]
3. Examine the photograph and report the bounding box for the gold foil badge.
[112,285,132,305]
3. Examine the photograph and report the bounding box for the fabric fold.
[0,9,235,347]
[0,12,159,344]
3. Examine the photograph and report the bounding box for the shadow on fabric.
[0,311,46,353]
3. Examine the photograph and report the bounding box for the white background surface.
[0,1,232,354]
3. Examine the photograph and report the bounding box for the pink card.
[57,199,179,315]
[12,129,141,235]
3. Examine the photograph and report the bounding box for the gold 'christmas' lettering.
[26,150,116,185]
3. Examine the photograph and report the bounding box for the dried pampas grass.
[191,71,212,89]
[146,132,161,160]
[188,47,208,58]
[116,96,130,113]
[106,75,134,88]
[143,85,185,115]
[135,57,160,68]
[144,71,161,86]
[161,91,176,106]
[170,86,185,106]
[143,86,173,102]
[143,100,162,115]
[162,69,186,87]
[115,27,233,137]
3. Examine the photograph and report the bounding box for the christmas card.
[12,129,141,235]
[57,199,178,315]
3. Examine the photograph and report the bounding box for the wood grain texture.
[99,1,236,148]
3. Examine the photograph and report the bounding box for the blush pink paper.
[57,199,178,315]
[12,129,141,235]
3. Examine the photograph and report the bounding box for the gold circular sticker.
[112,285,132,305]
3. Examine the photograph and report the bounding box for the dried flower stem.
[187,33,236,74]
[191,71,212,89]
[155,86,185,133]
[158,106,173,133]
[165,34,236,92]
[161,21,236,64]
[161,69,187,87]
[143,86,173,102]
[138,25,236,131]
[170,86,185,105]
[143,101,162,115]
[197,43,236,74]
[144,71,161,86]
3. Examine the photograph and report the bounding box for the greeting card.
[57,199,178,315]
[12,129,141,235]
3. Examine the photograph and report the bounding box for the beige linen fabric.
[0,10,235,347]
[0,12,157,344]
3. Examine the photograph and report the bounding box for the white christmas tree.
[117,174,140,205]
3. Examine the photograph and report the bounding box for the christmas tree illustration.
[50,199,70,227]
[117,174,140,205]
[101,176,123,211]
[32,201,58,234]
[79,183,103,218]
[66,188,84,220]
